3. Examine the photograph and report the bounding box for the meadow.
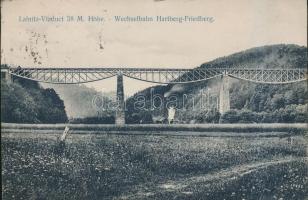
[2,131,308,200]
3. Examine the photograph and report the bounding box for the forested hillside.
[42,83,116,123]
[1,72,68,123]
[126,44,308,124]
[200,44,307,69]
[42,84,101,118]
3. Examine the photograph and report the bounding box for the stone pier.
[219,74,230,114]
[1,68,12,83]
[115,73,125,125]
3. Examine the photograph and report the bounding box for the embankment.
[1,123,307,137]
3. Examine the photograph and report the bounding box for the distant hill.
[199,44,307,69]
[126,44,307,124]
[42,83,116,121]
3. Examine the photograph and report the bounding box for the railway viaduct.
[1,66,306,124]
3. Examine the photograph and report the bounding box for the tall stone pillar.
[219,74,230,114]
[1,68,12,83]
[115,73,125,125]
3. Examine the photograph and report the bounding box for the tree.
[219,110,240,123]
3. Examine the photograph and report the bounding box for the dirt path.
[118,156,307,199]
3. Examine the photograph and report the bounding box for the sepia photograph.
[1,0,307,199]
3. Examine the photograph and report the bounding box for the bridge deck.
[4,66,307,84]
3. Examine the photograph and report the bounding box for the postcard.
[1,0,307,199]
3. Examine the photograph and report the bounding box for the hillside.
[42,83,116,123]
[200,44,307,69]
[125,44,308,124]
[1,69,68,123]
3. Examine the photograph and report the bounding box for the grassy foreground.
[2,132,308,200]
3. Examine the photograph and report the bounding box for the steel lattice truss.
[8,67,307,84]
[227,68,307,84]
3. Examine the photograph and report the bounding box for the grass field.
[1,131,308,200]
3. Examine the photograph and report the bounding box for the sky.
[1,0,307,95]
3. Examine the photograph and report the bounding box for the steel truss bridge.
[2,66,307,124]
[7,67,307,84]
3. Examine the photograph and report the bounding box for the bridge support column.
[219,74,230,114]
[115,73,125,125]
[1,68,12,83]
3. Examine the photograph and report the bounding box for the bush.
[219,110,240,123]
[219,105,308,123]
[70,116,115,124]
